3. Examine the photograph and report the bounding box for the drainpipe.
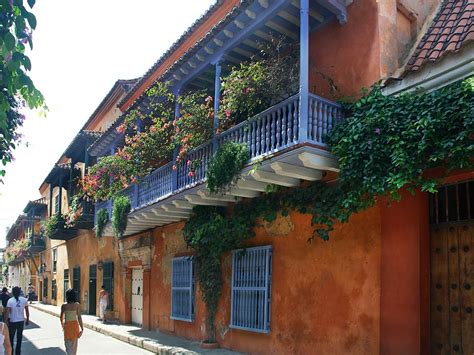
[298,0,309,143]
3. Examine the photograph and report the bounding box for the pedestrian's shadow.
[23,320,40,330]
[35,347,64,354]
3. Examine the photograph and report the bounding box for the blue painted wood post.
[298,0,309,143]
[49,183,53,217]
[58,170,63,215]
[213,61,221,153]
[172,90,180,191]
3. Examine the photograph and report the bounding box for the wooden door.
[89,265,97,315]
[431,223,474,354]
[131,268,143,326]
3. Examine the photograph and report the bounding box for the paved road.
[18,307,152,354]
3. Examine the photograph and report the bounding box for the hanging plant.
[112,195,131,239]
[205,142,250,194]
[95,208,109,238]
[44,213,65,238]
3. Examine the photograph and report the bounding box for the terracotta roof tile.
[404,0,473,75]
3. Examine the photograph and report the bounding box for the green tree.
[0,0,45,179]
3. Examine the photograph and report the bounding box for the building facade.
[5,0,473,354]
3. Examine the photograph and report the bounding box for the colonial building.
[6,0,473,354]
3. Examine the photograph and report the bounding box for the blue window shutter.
[230,245,272,333]
[171,257,194,322]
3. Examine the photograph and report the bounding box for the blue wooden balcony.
[95,90,343,235]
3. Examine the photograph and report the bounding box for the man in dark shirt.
[0,287,10,322]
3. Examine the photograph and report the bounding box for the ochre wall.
[380,190,430,355]
[147,206,382,354]
[39,232,121,317]
[65,231,122,316]
[309,0,381,100]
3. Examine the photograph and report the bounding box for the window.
[230,246,272,333]
[171,257,194,321]
[64,269,69,301]
[54,194,60,214]
[102,262,114,311]
[52,279,57,300]
[43,277,48,298]
[73,267,80,302]
[52,248,57,273]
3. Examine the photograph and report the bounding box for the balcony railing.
[95,91,343,223]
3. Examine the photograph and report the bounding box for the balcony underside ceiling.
[100,145,338,237]
[167,0,344,92]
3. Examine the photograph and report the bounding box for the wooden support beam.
[162,204,193,215]
[271,162,323,181]
[252,170,300,187]
[197,190,240,202]
[227,187,260,198]
[185,195,228,206]
[236,179,269,192]
[172,200,194,210]
[298,152,339,172]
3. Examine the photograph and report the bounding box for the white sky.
[0,0,215,247]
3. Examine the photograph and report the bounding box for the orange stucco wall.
[309,0,381,100]
[141,206,382,354]
[380,190,430,355]
[39,232,121,317]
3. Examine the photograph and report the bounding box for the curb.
[30,304,195,354]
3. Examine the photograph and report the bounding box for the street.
[20,308,152,354]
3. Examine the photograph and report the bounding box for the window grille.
[52,248,57,273]
[54,194,60,214]
[64,269,69,301]
[43,277,48,298]
[429,180,474,225]
[52,279,57,300]
[73,267,80,302]
[230,245,272,333]
[102,262,114,311]
[171,257,194,321]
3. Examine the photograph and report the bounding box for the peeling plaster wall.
[148,208,382,354]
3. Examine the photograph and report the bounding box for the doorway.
[89,265,97,316]
[131,268,143,326]
[430,181,474,354]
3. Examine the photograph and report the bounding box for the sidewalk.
[30,302,243,355]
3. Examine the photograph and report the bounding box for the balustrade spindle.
[327,106,333,139]
[323,103,328,137]
[287,103,293,145]
[282,106,287,147]
[265,114,270,153]
[271,111,276,151]
[317,101,323,143]
[251,121,256,157]
[256,118,261,156]
[293,100,299,142]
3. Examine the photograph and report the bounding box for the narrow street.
[21,308,152,354]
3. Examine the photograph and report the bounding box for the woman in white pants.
[98,286,108,322]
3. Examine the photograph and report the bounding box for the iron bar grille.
[73,267,80,302]
[230,245,272,333]
[103,262,114,311]
[51,279,57,300]
[429,181,474,225]
[171,257,194,322]
[43,277,48,298]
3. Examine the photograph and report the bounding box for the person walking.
[26,284,34,305]
[0,306,12,355]
[6,287,28,355]
[98,286,108,322]
[60,289,83,355]
[0,289,10,322]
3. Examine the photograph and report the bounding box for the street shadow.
[23,320,40,329]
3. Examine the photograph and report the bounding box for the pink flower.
[225,109,232,118]
[188,171,195,177]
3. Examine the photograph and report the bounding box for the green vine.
[44,213,65,239]
[183,78,473,341]
[205,142,250,194]
[112,196,131,239]
[95,208,109,238]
